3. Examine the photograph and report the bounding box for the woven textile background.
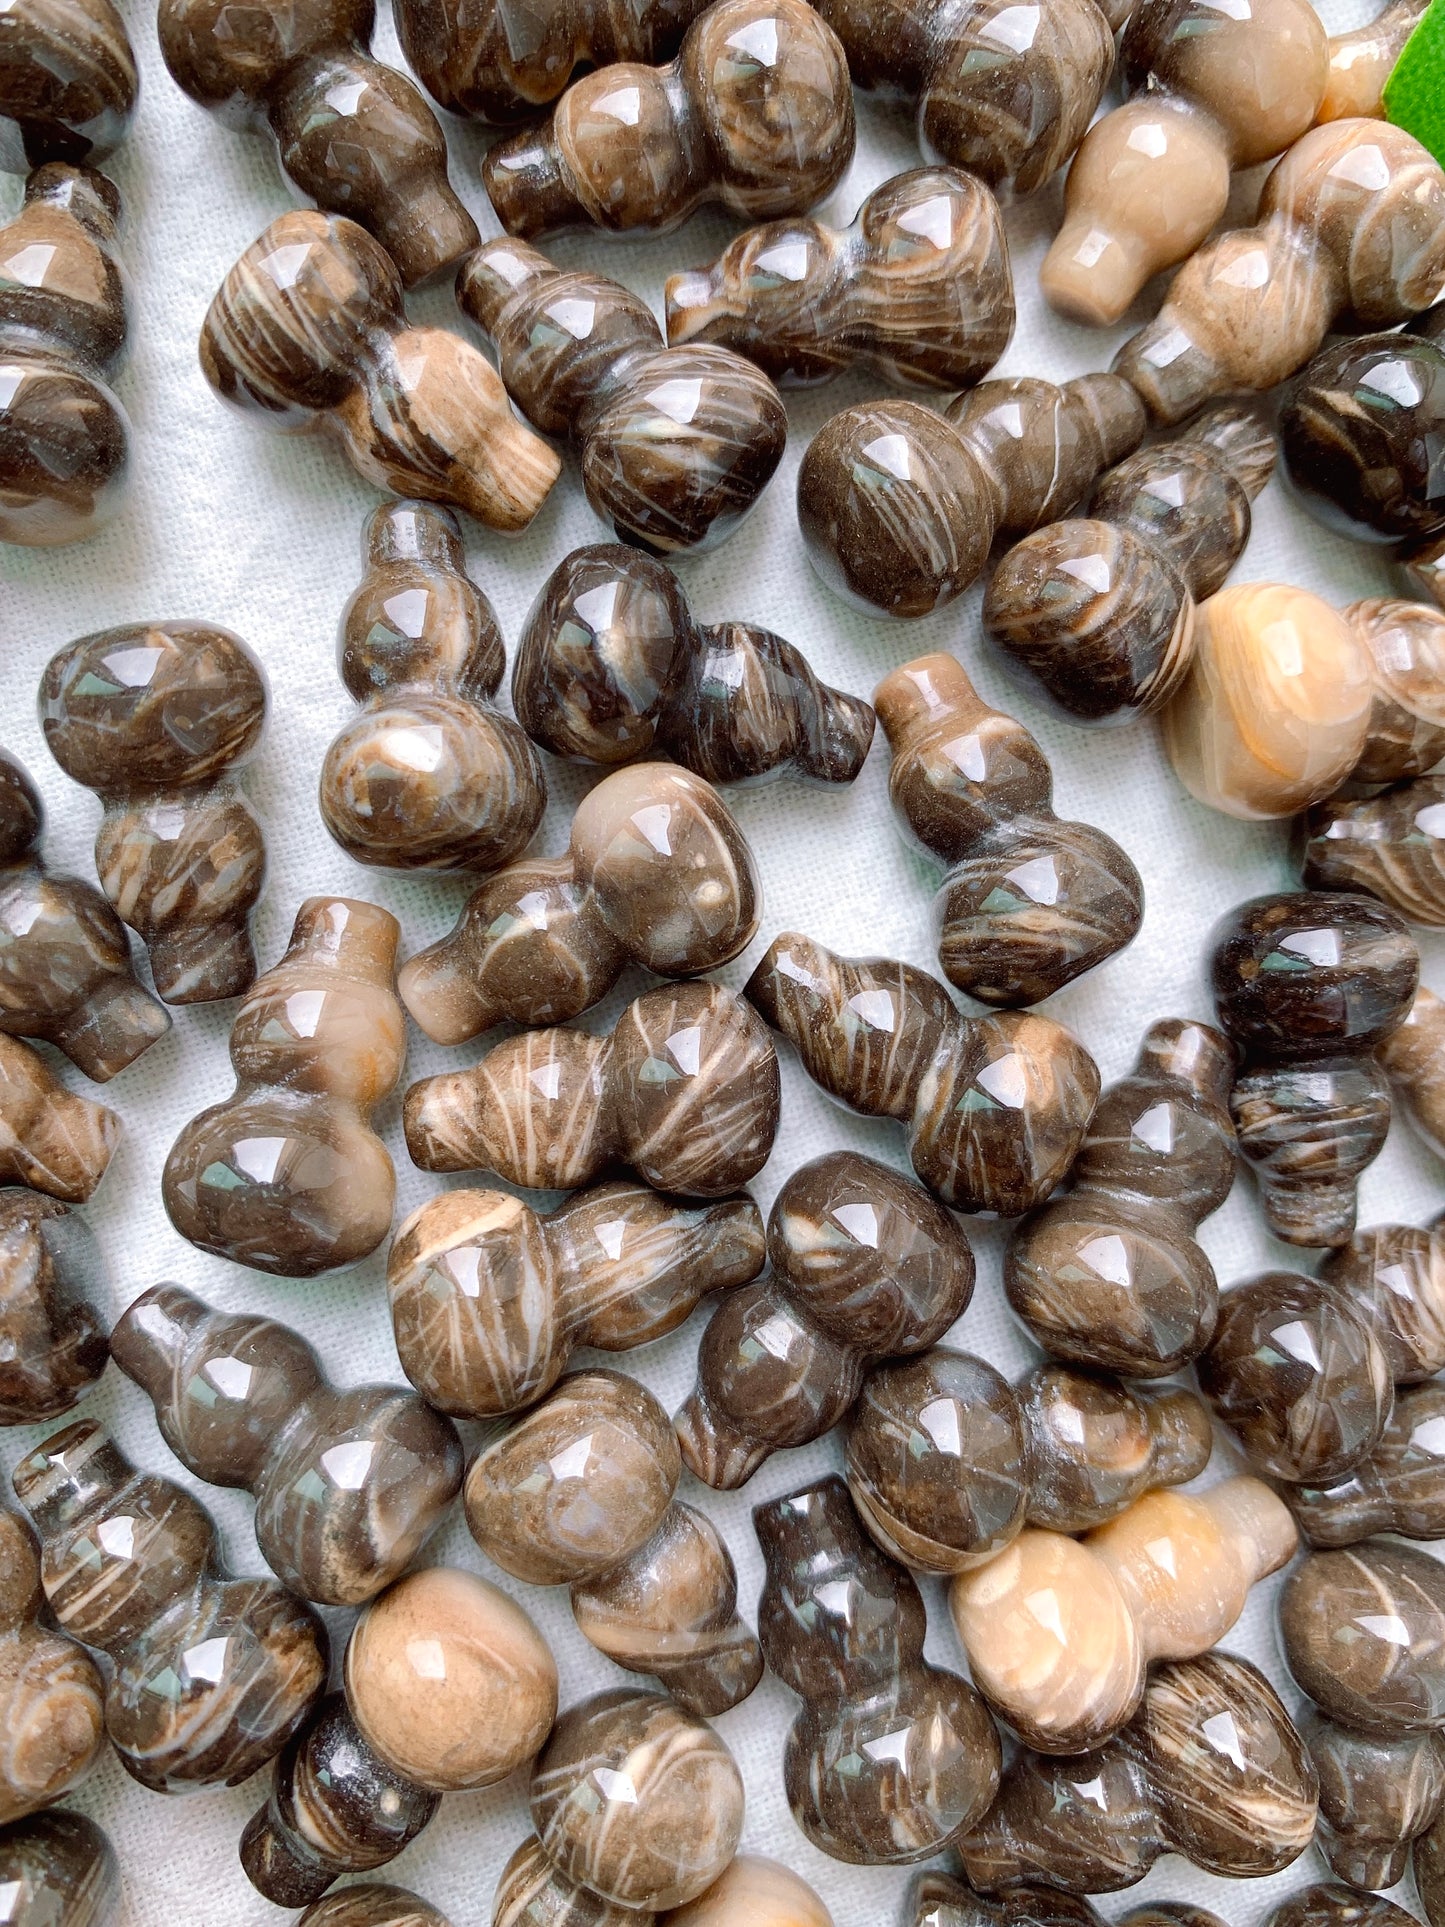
[1,0,1440,1917]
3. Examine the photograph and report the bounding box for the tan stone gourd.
[0,1035,118,1202]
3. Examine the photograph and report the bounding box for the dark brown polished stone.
[0,1192,107,1424]
[0,1810,119,1927]
[1379,984,1445,1159]
[0,1506,104,1824]
[298,1884,452,1927]
[1281,1538,1445,1736]
[907,1878,1226,1927]
[1305,1710,1445,1890]
[0,1038,118,1203]
[1265,1886,1420,1927]
[0,0,134,171]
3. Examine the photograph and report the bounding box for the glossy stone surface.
[1113,121,1445,424]
[41,619,268,1000]
[160,0,476,285]
[798,374,1146,619]
[0,0,135,170]
[344,1565,557,1792]
[481,0,854,240]
[1289,1378,1445,1547]
[1322,1218,1445,1382]
[323,501,544,873]
[390,1182,764,1420]
[949,1478,1296,1753]
[397,763,760,1044]
[404,980,779,1198]
[1006,1019,1235,1375]
[907,1883,1225,1927]
[664,165,1013,390]
[530,1688,744,1909]
[0,1507,103,1822]
[985,406,1276,724]
[754,1475,1001,1864]
[0,165,130,545]
[1282,1539,1445,1735]
[1303,777,1445,925]
[0,1036,118,1202]
[746,932,1099,1214]
[1264,1888,1418,1927]
[509,543,874,787]
[200,210,561,530]
[875,652,1142,1003]
[957,1652,1317,1892]
[241,1693,439,1907]
[1042,0,1327,326]
[1418,1797,1445,1927]
[1305,1711,1445,1888]
[0,1810,119,1927]
[459,239,786,555]
[1210,891,1418,1246]
[666,1857,834,1926]
[11,1417,327,1791]
[675,1150,974,1490]
[298,1887,451,1927]
[0,1192,107,1424]
[111,1282,463,1606]
[1379,983,1445,1158]
[163,897,405,1277]
[0,749,169,1082]
[1319,0,1429,115]
[492,1834,645,1927]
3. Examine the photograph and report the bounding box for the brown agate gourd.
[163,897,404,1277]
[1379,983,1445,1157]
[398,762,759,1045]
[1211,890,1418,1246]
[1304,1713,1445,1889]
[0,165,130,546]
[509,543,875,787]
[674,1149,975,1490]
[458,239,786,555]
[159,0,477,286]
[0,750,168,1081]
[755,1475,1001,1864]
[1042,0,1328,326]
[1281,1538,1445,1736]
[466,1368,763,1716]
[1113,121,1445,425]
[481,0,855,242]
[111,1282,463,1606]
[0,1193,107,1423]
[1006,1019,1235,1376]
[663,165,1014,390]
[875,652,1143,1003]
[984,406,1277,725]
[40,619,269,1001]
[908,1882,1224,1927]
[0,0,135,169]
[300,1887,450,1927]
[1269,1889,1420,1927]
[0,1810,118,1927]
[0,1036,118,1202]
[11,1416,327,1790]
[846,1351,1212,1574]
[199,211,561,530]
[1322,1217,1445,1380]
[746,931,1100,1214]
[388,1182,765,1419]
[1289,1381,1445,1546]
[956,1651,1317,1892]
[798,374,1146,618]
[404,980,779,1197]
[0,1506,104,1822]
[322,500,545,873]
[1320,0,1430,119]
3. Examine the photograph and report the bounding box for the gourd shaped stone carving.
[1269,1889,1419,1927]
[480,0,855,242]
[0,0,135,172]
[110,1282,463,1607]
[0,1035,118,1201]
[1042,0,1328,326]
[0,1506,104,1823]
[0,1192,107,1423]
[40,619,269,1002]
[874,652,1143,1004]
[1005,1019,1236,1376]
[321,500,545,873]
[1304,1712,1445,1889]
[798,374,1146,619]
[663,164,1014,391]
[1321,1216,1445,1381]
[199,210,562,530]
[754,1475,1002,1864]
[299,1888,450,1927]
[1287,1379,1445,1546]
[466,1369,762,1716]
[457,238,786,556]
[0,165,130,546]
[241,1693,439,1907]
[1379,983,1445,1158]
[1211,891,1419,1247]
[907,1882,1225,1927]
[388,1181,766,1419]
[1318,0,1430,118]
[508,543,875,788]
[158,0,477,286]
[808,0,1123,199]
[984,405,1278,724]
[956,1652,1318,1892]
[1112,120,1445,425]
[404,980,779,1197]
[746,932,1100,1215]
[163,896,404,1277]
[0,749,168,1081]
[0,1810,119,1927]
[1281,1538,1445,1737]
[397,762,760,1045]
[664,1857,835,1927]
[11,1416,328,1790]
[674,1149,975,1490]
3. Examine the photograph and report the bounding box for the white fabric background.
[2,0,1442,1918]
